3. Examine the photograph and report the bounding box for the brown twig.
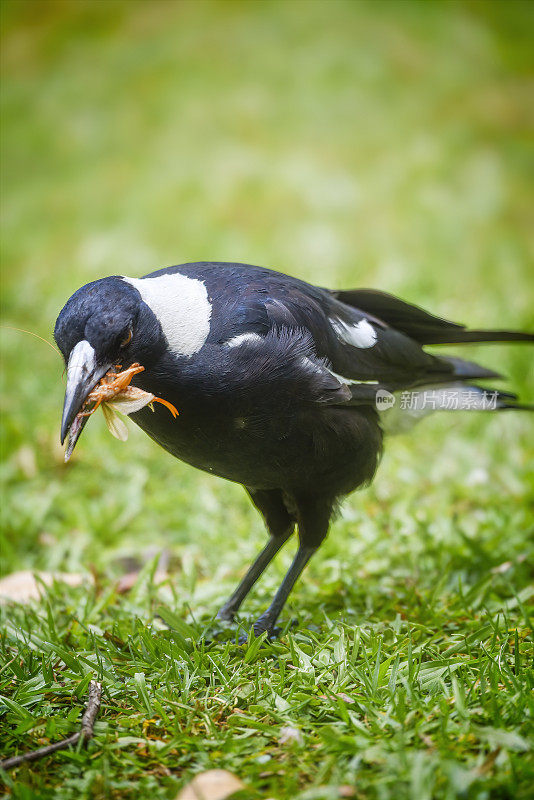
[0,680,102,770]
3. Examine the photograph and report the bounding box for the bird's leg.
[248,545,318,638]
[243,492,333,641]
[217,488,294,622]
[216,530,292,622]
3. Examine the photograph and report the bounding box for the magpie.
[54,262,533,638]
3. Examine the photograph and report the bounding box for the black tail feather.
[423,329,534,345]
[333,288,534,345]
[442,356,503,381]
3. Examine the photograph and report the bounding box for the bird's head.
[54,276,165,446]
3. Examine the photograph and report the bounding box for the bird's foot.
[237,627,279,647]
[237,615,289,646]
[216,607,236,624]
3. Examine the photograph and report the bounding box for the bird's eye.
[120,328,132,348]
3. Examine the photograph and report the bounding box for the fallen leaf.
[491,560,513,574]
[116,569,168,594]
[278,725,303,746]
[176,769,245,800]
[318,693,355,704]
[0,571,92,603]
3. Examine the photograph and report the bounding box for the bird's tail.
[333,288,534,345]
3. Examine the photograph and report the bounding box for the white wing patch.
[123,274,211,357]
[225,333,263,348]
[331,317,377,348]
[301,357,378,388]
[327,368,378,386]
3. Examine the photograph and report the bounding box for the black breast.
[129,330,383,494]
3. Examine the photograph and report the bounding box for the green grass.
[1,1,533,798]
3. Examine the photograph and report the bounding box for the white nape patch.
[123,274,211,357]
[225,332,263,348]
[331,317,377,349]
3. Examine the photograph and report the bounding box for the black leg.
[216,489,294,622]
[244,492,334,640]
[250,545,317,636]
[217,531,292,621]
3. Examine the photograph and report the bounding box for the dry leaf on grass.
[116,569,168,594]
[0,571,92,603]
[176,769,245,800]
[318,692,355,704]
[278,725,303,746]
[115,548,170,593]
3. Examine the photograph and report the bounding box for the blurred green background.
[1,3,534,797]
[1,0,533,579]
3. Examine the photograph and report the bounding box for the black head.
[54,276,165,447]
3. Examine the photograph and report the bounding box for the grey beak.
[60,340,111,446]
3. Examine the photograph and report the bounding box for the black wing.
[145,263,508,400]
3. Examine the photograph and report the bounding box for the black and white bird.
[54,262,533,637]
